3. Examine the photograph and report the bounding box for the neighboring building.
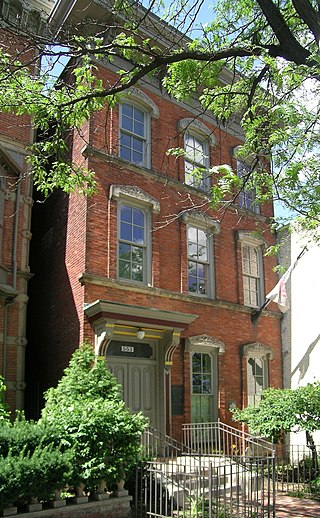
[279,227,320,445]
[0,0,54,412]
[25,0,283,439]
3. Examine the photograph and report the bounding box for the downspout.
[2,179,21,381]
[12,178,21,289]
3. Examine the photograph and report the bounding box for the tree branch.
[255,0,314,65]
[292,0,320,45]
[60,45,258,107]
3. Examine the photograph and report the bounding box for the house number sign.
[121,345,135,353]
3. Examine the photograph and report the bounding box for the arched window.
[178,118,215,192]
[242,343,273,406]
[118,89,159,169]
[233,146,260,214]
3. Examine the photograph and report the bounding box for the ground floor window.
[247,356,268,406]
[242,342,272,407]
[191,352,214,422]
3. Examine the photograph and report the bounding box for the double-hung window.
[191,352,214,422]
[242,343,272,407]
[247,357,267,406]
[238,231,265,309]
[236,159,260,214]
[242,243,262,308]
[118,204,148,283]
[119,103,148,167]
[185,133,210,191]
[187,226,212,296]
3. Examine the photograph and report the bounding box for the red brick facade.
[27,51,283,438]
[0,26,36,412]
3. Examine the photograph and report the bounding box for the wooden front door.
[106,341,157,428]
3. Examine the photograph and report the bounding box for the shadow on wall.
[25,190,80,419]
[291,332,320,383]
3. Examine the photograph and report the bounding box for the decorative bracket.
[164,330,181,368]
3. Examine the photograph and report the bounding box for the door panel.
[107,359,157,427]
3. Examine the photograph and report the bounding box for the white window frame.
[119,102,150,168]
[187,225,214,297]
[117,201,151,285]
[118,89,158,169]
[242,243,262,308]
[181,210,220,299]
[184,132,210,191]
[242,343,272,407]
[236,159,260,214]
[178,118,215,193]
[238,231,265,309]
[111,185,160,286]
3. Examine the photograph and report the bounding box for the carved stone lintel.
[177,118,216,146]
[180,211,221,235]
[242,342,274,359]
[110,185,160,213]
[185,335,225,354]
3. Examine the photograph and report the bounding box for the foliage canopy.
[233,382,320,443]
[1,0,320,232]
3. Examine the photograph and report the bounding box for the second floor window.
[188,226,212,296]
[242,243,263,308]
[119,103,148,167]
[118,204,147,283]
[184,133,210,191]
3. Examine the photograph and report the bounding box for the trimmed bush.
[0,444,72,508]
[41,344,148,491]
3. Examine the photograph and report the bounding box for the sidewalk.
[275,495,320,517]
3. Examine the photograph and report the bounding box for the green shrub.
[41,343,148,491]
[0,444,72,508]
[0,416,49,457]
[0,343,147,506]
[0,376,9,423]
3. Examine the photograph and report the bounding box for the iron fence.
[182,421,274,458]
[274,443,320,499]
[134,423,276,517]
[134,455,275,517]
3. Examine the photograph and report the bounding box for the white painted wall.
[280,228,320,445]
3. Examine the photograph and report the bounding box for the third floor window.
[184,133,210,192]
[119,103,149,167]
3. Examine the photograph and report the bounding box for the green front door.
[191,352,214,422]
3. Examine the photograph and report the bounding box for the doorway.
[106,340,158,428]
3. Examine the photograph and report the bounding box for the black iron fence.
[134,455,275,517]
[134,423,276,517]
[274,443,320,499]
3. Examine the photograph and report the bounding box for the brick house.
[0,0,54,412]
[21,0,283,438]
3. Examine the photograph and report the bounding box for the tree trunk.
[306,430,318,475]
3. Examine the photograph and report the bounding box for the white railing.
[182,420,274,458]
[141,426,195,460]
